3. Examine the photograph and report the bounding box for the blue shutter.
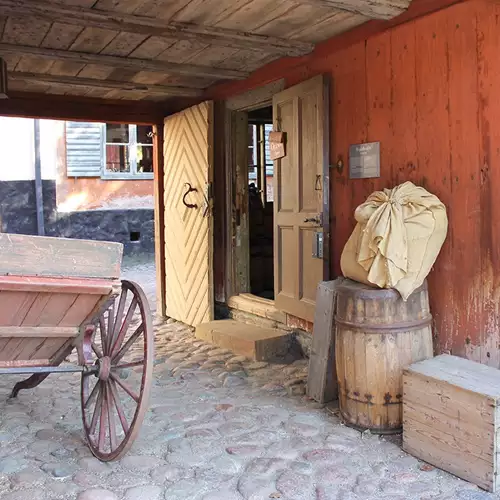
[66,122,104,177]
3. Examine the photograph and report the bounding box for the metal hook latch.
[182,183,198,209]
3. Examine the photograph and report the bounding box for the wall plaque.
[349,142,380,179]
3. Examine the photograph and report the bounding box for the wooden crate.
[403,355,500,492]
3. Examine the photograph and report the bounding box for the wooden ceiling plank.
[9,71,204,97]
[2,16,52,46]
[0,0,313,56]
[40,23,84,50]
[288,10,366,42]
[77,64,115,80]
[296,0,410,19]
[100,32,148,57]
[69,26,119,54]
[156,39,209,64]
[135,0,199,22]
[93,0,146,14]
[0,43,249,79]
[48,61,85,77]
[13,54,54,74]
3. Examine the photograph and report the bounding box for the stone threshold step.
[195,319,292,361]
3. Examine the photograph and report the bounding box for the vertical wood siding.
[210,0,500,365]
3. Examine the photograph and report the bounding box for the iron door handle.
[304,215,321,224]
[182,183,198,209]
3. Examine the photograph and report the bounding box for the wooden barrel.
[335,279,433,433]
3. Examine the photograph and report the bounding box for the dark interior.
[247,106,274,300]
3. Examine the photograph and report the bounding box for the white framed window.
[103,124,154,180]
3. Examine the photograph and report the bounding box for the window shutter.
[66,122,104,177]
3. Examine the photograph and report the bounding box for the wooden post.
[153,122,166,317]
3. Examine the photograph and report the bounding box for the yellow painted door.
[164,101,214,326]
[273,75,329,323]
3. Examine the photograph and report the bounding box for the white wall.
[0,117,62,181]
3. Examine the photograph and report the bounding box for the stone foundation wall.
[0,180,154,255]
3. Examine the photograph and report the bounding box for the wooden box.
[403,355,500,492]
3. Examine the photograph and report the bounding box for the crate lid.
[406,354,500,401]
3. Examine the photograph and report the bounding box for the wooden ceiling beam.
[297,0,411,19]
[0,0,314,57]
[9,72,204,98]
[1,91,173,123]
[0,43,247,80]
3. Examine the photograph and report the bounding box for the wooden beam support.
[9,72,203,98]
[0,0,314,57]
[0,43,248,80]
[297,0,410,19]
[0,91,170,124]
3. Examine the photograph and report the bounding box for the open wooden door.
[273,75,329,323]
[164,101,214,326]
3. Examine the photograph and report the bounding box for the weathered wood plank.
[58,294,103,327]
[0,43,248,80]
[0,234,123,279]
[9,71,203,97]
[0,275,118,295]
[0,326,79,337]
[0,0,313,56]
[307,280,342,403]
[297,0,410,19]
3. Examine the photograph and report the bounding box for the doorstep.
[195,319,292,361]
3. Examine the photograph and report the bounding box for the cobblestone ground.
[0,256,494,499]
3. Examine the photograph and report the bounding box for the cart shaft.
[0,365,98,375]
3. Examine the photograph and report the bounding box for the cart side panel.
[0,233,123,279]
[0,279,118,366]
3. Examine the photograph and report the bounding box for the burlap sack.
[340,181,448,300]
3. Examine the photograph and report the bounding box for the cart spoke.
[110,372,139,403]
[109,379,130,434]
[92,342,103,359]
[107,383,118,450]
[89,384,104,436]
[98,384,108,452]
[110,288,128,350]
[111,297,138,357]
[106,303,115,355]
[99,316,107,354]
[113,324,144,364]
[84,379,100,409]
[114,360,144,370]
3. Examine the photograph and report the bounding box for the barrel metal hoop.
[334,316,432,334]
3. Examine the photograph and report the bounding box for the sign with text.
[269,131,286,160]
[349,142,380,179]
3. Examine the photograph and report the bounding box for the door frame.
[222,76,331,316]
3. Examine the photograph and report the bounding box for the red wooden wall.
[209,0,500,366]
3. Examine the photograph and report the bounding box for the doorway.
[224,75,329,324]
[247,106,274,299]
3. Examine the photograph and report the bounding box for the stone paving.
[0,257,495,499]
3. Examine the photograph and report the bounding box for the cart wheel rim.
[80,279,154,462]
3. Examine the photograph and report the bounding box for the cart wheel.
[81,280,154,461]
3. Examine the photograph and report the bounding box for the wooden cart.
[0,233,154,461]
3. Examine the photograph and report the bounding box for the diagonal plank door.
[164,101,214,326]
[273,75,329,323]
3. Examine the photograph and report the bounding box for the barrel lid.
[336,278,428,299]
